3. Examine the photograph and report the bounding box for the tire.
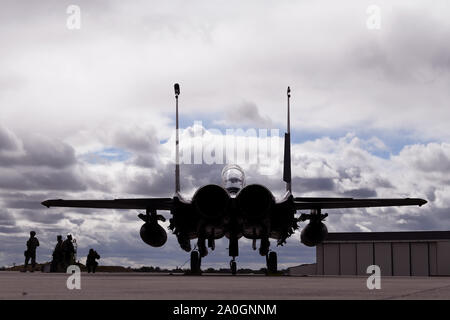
[267,251,277,273]
[230,261,237,275]
[190,251,201,274]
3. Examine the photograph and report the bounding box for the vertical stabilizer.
[174,83,181,194]
[283,86,292,193]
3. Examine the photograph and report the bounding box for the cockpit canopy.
[221,164,246,194]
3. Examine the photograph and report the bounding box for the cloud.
[291,177,336,193]
[216,101,273,128]
[113,127,160,153]
[16,209,66,225]
[0,127,76,169]
[1,120,448,269]
[0,167,86,191]
[355,223,372,232]
[1,192,55,210]
[0,1,449,269]
[0,126,20,152]
[0,209,16,226]
[2,127,450,267]
[343,188,377,198]
[395,142,450,174]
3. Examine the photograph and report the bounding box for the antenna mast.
[283,86,292,193]
[174,83,180,194]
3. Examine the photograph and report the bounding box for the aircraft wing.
[293,197,427,210]
[41,198,174,210]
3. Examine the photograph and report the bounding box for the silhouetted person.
[62,234,75,270]
[23,231,39,272]
[86,249,100,273]
[50,235,64,272]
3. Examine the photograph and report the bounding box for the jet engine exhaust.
[140,222,167,247]
[300,221,328,247]
[237,184,274,218]
[193,184,230,218]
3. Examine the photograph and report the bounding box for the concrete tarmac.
[1,271,450,300]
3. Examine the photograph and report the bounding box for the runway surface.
[1,271,450,299]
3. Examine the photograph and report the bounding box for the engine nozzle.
[237,184,274,218]
[193,184,230,219]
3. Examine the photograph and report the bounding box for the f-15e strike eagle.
[42,84,427,274]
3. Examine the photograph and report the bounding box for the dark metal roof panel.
[324,231,450,242]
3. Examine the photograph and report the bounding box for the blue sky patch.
[81,147,132,164]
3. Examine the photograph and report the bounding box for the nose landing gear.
[228,234,239,275]
[230,258,237,275]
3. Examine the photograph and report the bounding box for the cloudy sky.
[0,0,449,269]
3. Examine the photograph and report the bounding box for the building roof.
[324,231,450,242]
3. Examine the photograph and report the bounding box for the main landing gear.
[189,236,277,276]
[256,236,277,274]
[190,250,202,275]
[266,251,278,274]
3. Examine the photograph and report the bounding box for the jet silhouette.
[42,84,427,274]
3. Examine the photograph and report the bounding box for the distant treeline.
[1,264,287,274]
[135,266,287,274]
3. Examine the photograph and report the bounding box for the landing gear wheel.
[229,236,239,257]
[230,259,237,275]
[190,250,201,274]
[266,251,277,274]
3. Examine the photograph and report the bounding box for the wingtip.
[419,199,427,207]
[41,200,50,208]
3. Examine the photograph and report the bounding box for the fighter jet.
[42,84,427,274]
